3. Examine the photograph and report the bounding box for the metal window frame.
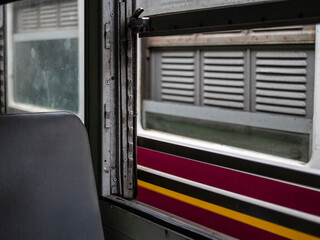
[136,0,320,37]
[100,0,136,199]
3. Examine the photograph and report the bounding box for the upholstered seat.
[0,112,104,240]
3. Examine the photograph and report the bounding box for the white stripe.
[138,165,320,224]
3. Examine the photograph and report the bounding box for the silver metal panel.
[102,0,117,196]
[143,100,313,134]
[102,0,136,199]
[123,0,135,198]
[150,46,314,123]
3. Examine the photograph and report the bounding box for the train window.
[139,25,316,163]
[5,0,84,120]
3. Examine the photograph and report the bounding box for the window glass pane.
[6,0,84,120]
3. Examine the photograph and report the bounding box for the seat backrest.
[0,112,104,240]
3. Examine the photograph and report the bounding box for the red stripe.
[137,186,288,240]
[137,147,320,216]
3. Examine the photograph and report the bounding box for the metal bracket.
[129,8,150,33]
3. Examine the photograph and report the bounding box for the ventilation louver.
[17,0,78,32]
[254,51,309,116]
[160,52,196,104]
[202,51,246,109]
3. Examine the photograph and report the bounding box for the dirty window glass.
[6,0,84,120]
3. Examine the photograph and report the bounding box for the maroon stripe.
[137,147,320,216]
[137,186,288,240]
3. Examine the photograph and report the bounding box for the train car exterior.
[136,4,320,239]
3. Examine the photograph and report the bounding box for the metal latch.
[128,8,150,33]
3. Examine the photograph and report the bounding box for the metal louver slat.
[254,51,311,117]
[256,90,306,99]
[204,92,244,101]
[256,97,306,107]
[160,51,196,104]
[255,105,306,116]
[256,74,306,83]
[256,82,306,91]
[202,51,246,110]
[162,76,194,83]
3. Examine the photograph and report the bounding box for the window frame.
[5,0,85,121]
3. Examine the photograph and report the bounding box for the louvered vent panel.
[17,0,78,32]
[39,3,58,28]
[255,51,308,116]
[160,52,195,104]
[60,1,78,27]
[19,7,39,31]
[202,51,246,109]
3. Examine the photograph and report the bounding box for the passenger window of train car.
[5,0,84,120]
[139,25,316,164]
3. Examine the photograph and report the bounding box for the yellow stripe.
[138,180,320,240]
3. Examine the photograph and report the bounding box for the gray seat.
[0,112,104,240]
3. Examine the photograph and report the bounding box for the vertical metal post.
[102,0,136,198]
[102,0,118,196]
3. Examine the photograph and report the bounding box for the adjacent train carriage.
[136,1,320,239]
